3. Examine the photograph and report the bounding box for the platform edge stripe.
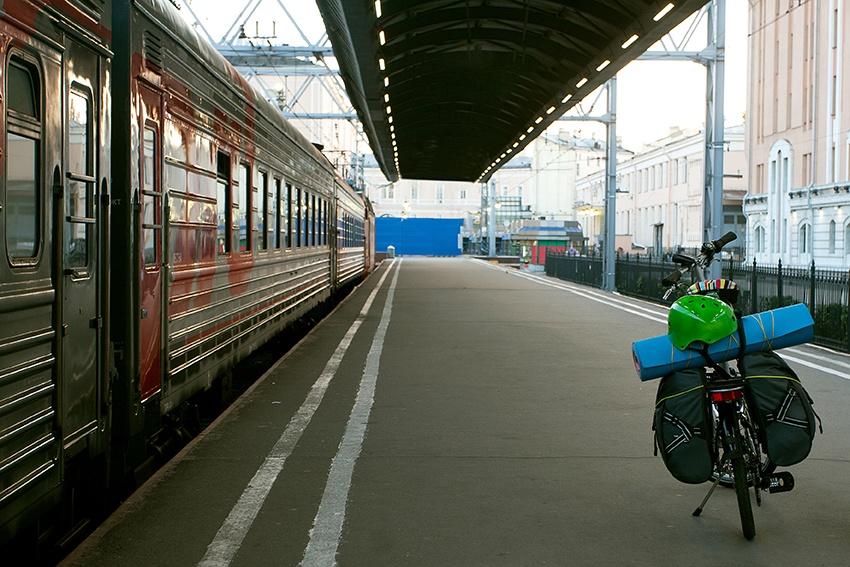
[61,263,392,567]
[197,259,398,567]
[300,258,403,567]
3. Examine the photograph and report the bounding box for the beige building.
[364,131,617,239]
[488,131,624,221]
[576,126,746,254]
[743,0,850,267]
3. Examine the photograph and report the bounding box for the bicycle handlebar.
[713,231,738,251]
[702,231,738,255]
[662,232,738,302]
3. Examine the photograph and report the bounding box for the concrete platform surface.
[63,258,850,566]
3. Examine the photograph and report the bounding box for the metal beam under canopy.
[316,0,709,182]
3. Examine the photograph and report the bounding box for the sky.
[181,0,750,153]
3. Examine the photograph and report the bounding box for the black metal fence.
[545,252,603,288]
[545,252,850,351]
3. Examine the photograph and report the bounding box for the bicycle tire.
[713,401,774,488]
[732,440,756,540]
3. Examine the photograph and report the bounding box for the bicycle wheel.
[732,437,756,540]
[712,403,774,488]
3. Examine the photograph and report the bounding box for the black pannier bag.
[740,351,821,466]
[654,368,714,484]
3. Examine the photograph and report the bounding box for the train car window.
[318,199,324,246]
[302,191,310,247]
[310,195,316,246]
[142,126,160,267]
[8,61,38,117]
[284,182,291,249]
[69,92,89,175]
[6,57,42,261]
[193,132,212,171]
[216,151,231,254]
[295,188,302,247]
[164,119,186,163]
[257,169,268,251]
[65,89,92,268]
[237,163,250,253]
[271,176,280,249]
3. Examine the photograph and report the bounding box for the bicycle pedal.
[765,472,795,494]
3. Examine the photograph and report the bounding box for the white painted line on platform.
[806,342,850,358]
[198,259,399,567]
[785,347,850,370]
[471,260,667,324]
[470,260,850,381]
[781,354,850,381]
[300,258,403,567]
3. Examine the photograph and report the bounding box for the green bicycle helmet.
[668,295,737,350]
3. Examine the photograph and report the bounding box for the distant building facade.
[743,0,850,267]
[489,130,624,221]
[576,126,746,254]
[364,130,629,243]
[363,156,488,239]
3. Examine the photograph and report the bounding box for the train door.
[137,85,163,401]
[61,40,102,451]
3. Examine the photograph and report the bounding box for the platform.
[64,258,850,566]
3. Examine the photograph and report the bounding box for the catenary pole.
[603,77,618,291]
[703,0,726,277]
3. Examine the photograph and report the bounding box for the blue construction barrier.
[376,217,463,256]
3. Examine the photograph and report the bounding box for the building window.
[437,184,445,203]
[799,223,810,254]
[802,154,811,186]
[459,188,467,200]
[782,219,787,253]
[755,226,765,253]
[844,222,850,255]
[829,220,837,254]
[410,183,418,201]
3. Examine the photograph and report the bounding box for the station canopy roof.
[316,0,708,183]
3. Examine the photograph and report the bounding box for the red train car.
[0,0,374,551]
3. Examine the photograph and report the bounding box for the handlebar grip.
[662,270,682,287]
[712,231,737,251]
